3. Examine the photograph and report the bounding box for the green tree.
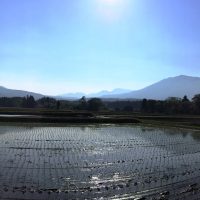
[78,96,87,110]
[180,95,191,114]
[27,95,36,108]
[123,105,133,112]
[147,100,157,113]
[37,97,57,109]
[56,101,60,110]
[141,99,147,112]
[192,94,200,114]
[182,95,189,102]
[22,95,36,108]
[87,98,104,111]
[166,97,181,102]
[165,97,181,114]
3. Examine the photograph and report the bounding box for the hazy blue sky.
[0,0,200,95]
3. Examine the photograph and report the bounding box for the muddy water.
[0,124,200,199]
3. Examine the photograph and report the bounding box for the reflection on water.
[0,124,199,199]
[191,131,200,141]
[0,127,9,135]
[0,114,33,117]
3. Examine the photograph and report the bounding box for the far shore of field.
[0,108,200,130]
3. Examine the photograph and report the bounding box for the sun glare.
[101,0,122,6]
[95,0,129,23]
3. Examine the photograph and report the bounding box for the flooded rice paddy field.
[0,124,200,199]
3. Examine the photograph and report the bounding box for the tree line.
[0,94,200,114]
[141,94,200,115]
[0,96,59,109]
[0,96,104,111]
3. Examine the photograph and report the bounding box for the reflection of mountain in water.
[0,125,34,136]
[138,126,200,155]
[191,132,200,141]
[0,127,9,135]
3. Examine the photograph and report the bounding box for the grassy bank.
[1,108,200,129]
[0,116,140,124]
[138,116,200,130]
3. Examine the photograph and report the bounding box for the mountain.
[0,86,44,100]
[1,75,199,101]
[87,88,132,98]
[60,89,131,99]
[59,92,85,99]
[102,75,200,100]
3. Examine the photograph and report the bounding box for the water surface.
[0,124,200,199]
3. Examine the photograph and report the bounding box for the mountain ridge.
[102,75,200,100]
[59,88,132,99]
[1,75,200,100]
[0,86,44,100]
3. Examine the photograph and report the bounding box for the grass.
[0,107,200,130]
[138,116,200,131]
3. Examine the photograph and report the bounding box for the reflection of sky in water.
[0,124,200,199]
[0,127,8,135]
[0,115,33,117]
[1,124,200,156]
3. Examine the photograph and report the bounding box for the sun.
[95,0,127,23]
[100,0,123,6]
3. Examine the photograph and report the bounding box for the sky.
[0,0,200,95]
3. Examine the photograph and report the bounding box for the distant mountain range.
[59,88,132,99]
[102,75,200,100]
[60,75,200,100]
[58,92,85,99]
[87,88,132,98]
[0,86,44,100]
[1,75,200,100]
